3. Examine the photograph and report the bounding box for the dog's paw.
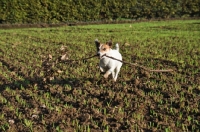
[103,73,109,79]
[113,78,117,82]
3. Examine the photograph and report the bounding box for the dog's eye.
[103,48,106,51]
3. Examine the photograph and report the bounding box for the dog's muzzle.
[99,54,106,59]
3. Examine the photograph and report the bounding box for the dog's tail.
[115,43,119,51]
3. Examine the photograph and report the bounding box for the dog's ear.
[106,40,112,47]
[95,39,100,53]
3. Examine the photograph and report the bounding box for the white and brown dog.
[95,39,122,82]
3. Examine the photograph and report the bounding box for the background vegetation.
[0,0,199,24]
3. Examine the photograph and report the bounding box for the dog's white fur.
[95,39,122,82]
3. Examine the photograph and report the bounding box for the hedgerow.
[0,0,199,24]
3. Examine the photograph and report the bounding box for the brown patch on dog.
[100,44,111,54]
[106,41,112,46]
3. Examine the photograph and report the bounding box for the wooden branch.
[104,54,173,72]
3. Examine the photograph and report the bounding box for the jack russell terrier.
[95,39,122,82]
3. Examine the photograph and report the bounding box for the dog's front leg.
[100,66,105,72]
[103,71,111,79]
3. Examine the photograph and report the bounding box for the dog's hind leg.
[113,66,121,82]
[111,71,115,80]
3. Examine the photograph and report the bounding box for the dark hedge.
[0,0,199,24]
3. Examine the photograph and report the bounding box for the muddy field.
[0,20,199,131]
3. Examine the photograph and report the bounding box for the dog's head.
[95,39,112,58]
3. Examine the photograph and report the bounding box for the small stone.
[32,114,38,119]
[8,119,15,124]
[124,43,130,46]
[41,104,46,108]
[48,54,52,60]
